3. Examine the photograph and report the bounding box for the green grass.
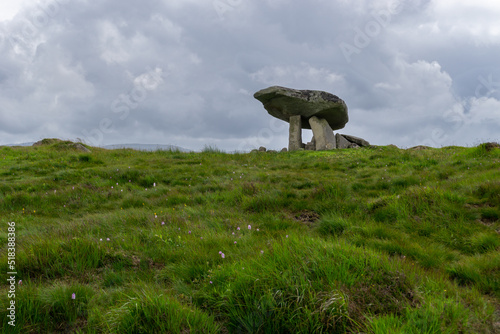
[0,141,499,333]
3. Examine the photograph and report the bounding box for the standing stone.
[281,147,288,152]
[336,133,351,149]
[259,146,267,152]
[289,115,302,151]
[309,116,336,150]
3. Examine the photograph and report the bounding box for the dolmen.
[254,86,370,151]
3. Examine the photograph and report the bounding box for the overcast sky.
[0,0,499,151]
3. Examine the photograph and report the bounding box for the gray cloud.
[0,0,498,150]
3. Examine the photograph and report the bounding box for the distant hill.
[2,142,35,147]
[1,141,191,152]
[101,143,191,152]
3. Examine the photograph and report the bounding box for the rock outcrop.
[483,142,500,151]
[33,138,91,152]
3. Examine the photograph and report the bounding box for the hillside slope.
[0,141,499,333]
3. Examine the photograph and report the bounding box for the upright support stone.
[309,116,336,150]
[288,115,302,151]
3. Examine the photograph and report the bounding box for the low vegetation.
[0,140,499,333]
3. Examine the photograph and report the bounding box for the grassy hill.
[0,140,499,333]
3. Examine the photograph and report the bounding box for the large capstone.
[253,86,348,130]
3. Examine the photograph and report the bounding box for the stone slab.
[254,86,348,130]
[336,133,351,149]
[341,134,370,147]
